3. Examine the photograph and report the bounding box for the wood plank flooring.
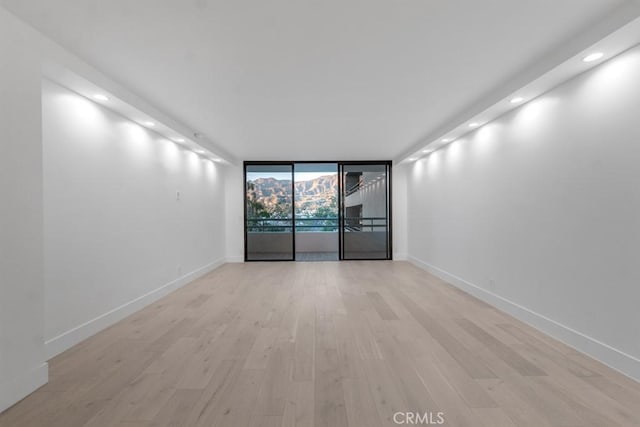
[1,261,640,426]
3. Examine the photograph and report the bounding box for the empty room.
[2,1,640,426]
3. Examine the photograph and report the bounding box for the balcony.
[246,216,388,258]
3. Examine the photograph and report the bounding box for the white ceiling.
[2,0,636,160]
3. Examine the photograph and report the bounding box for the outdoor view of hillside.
[246,174,338,231]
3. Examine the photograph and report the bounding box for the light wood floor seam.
[1,261,639,426]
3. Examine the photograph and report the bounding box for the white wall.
[392,163,408,260]
[42,80,227,357]
[0,7,47,413]
[0,7,229,410]
[224,164,245,262]
[406,45,640,381]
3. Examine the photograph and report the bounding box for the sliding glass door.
[244,161,392,261]
[294,163,339,261]
[244,163,295,261]
[339,162,392,260]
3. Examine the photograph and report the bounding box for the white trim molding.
[408,256,640,383]
[45,259,226,360]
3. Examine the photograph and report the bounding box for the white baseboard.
[45,259,226,360]
[393,252,408,261]
[0,363,48,414]
[225,256,244,263]
[408,256,640,383]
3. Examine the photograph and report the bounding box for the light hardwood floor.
[2,261,640,426]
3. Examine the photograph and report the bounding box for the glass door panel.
[294,163,339,261]
[245,163,294,261]
[339,162,391,260]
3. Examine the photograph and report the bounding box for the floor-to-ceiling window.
[244,161,392,261]
[339,162,392,260]
[294,163,339,261]
[244,163,295,261]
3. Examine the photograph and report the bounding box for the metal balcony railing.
[246,217,387,233]
[345,182,362,197]
[342,217,387,232]
[247,217,337,232]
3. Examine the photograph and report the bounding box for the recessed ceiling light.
[174,138,185,143]
[469,122,480,128]
[93,94,109,101]
[143,121,155,127]
[583,52,604,63]
[441,138,452,143]
[422,149,429,153]
[510,97,524,104]
[408,157,417,161]
[196,150,205,154]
